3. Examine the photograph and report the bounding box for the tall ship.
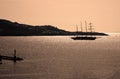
[71,21,96,40]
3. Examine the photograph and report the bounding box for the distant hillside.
[0,19,108,36]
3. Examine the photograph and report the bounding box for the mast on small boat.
[13,49,17,63]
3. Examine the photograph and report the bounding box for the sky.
[0,0,120,32]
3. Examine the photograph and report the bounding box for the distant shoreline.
[0,19,108,36]
[0,33,108,36]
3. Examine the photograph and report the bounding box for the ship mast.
[80,21,83,37]
[85,21,87,32]
[88,22,94,37]
[76,24,78,37]
[80,21,83,32]
[89,22,93,32]
[85,21,87,37]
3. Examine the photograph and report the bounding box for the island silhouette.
[0,19,108,36]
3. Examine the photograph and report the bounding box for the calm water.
[0,34,120,79]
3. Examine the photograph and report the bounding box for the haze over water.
[1,0,120,32]
[0,34,120,79]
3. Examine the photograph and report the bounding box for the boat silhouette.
[71,21,96,40]
[0,49,23,64]
[71,36,96,40]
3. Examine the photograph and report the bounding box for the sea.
[0,33,120,79]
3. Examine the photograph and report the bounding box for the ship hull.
[71,37,96,40]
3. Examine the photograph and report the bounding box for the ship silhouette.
[71,21,96,40]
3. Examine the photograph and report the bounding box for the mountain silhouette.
[0,19,108,36]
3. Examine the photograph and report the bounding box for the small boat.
[71,21,96,40]
[1,49,23,63]
[1,56,23,61]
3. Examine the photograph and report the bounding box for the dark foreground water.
[0,34,120,79]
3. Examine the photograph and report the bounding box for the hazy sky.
[0,0,120,32]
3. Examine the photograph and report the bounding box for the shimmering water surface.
[0,34,120,79]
